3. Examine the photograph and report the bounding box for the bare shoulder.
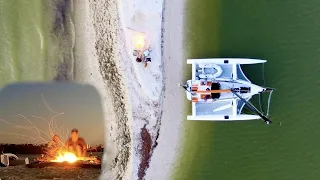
[79,137,86,142]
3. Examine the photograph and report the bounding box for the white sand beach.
[145,0,186,179]
[73,0,186,179]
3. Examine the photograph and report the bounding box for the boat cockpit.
[210,82,221,99]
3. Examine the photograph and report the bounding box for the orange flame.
[52,152,78,163]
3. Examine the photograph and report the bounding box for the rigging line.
[231,89,271,124]
[262,63,266,87]
[266,90,274,117]
[258,93,265,114]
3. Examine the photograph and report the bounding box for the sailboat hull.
[185,58,270,122]
[187,114,261,121]
[187,58,266,65]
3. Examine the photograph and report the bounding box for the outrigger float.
[181,58,275,124]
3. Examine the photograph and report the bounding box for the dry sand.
[145,0,186,179]
[117,0,164,179]
[73,0,131,179]
[72,0,186,179]
[117,0,186,179]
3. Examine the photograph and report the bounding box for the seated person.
[145,57,151,63]
[204,94,211,101]
[46,134,62,157]
[144,50,151,57]
[65,129,87,157]
[136,57,142,62]
[143,47,152,57]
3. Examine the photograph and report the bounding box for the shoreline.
[145,0,186,179]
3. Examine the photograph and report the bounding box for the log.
[8,159,27,166]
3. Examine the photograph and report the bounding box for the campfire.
[52,152,78,163]
[27,151,102,169]
[135,33,145,50]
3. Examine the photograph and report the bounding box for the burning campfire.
[36,150,101,163]
[135,33,145,50]
[28,151,102,169]
[52,152,78,163]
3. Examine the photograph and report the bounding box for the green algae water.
[174,0,320,180]
[0,0,74,88]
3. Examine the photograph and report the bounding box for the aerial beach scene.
[1,0,320,180]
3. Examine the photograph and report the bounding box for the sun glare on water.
[53,152,78,163]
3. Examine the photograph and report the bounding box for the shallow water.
[0,0,74,88]
[174,0,320,180]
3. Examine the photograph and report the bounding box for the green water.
[174,0,320,180]
[0,0,74,87]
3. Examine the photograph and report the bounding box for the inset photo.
[0,83,104,180]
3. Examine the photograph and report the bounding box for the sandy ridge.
[86,0,132,179]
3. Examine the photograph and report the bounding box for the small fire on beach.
[28,151,102,169]
[50,151,100,164]
[135,33,145,49]
[51,152,78,163]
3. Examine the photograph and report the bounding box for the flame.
[135,34,145,49]
[53,152,78,163]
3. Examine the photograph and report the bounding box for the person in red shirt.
[65,129,87,157]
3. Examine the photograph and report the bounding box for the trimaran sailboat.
[181,58,275,124]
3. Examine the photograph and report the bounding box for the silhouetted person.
[65,129,87,157]
[46,134,62,157]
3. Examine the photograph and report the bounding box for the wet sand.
[145,0,186,179]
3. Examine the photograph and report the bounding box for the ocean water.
[174,0,320,180]
[0,0,74,88]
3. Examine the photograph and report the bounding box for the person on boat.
[203,88,211,101]
[46,134,62,157]
[65,128,87,157]
[204,94,211,101]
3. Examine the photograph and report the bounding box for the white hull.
[186,58,268,122]
[187,114,261,121]
[187,58,266,65]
